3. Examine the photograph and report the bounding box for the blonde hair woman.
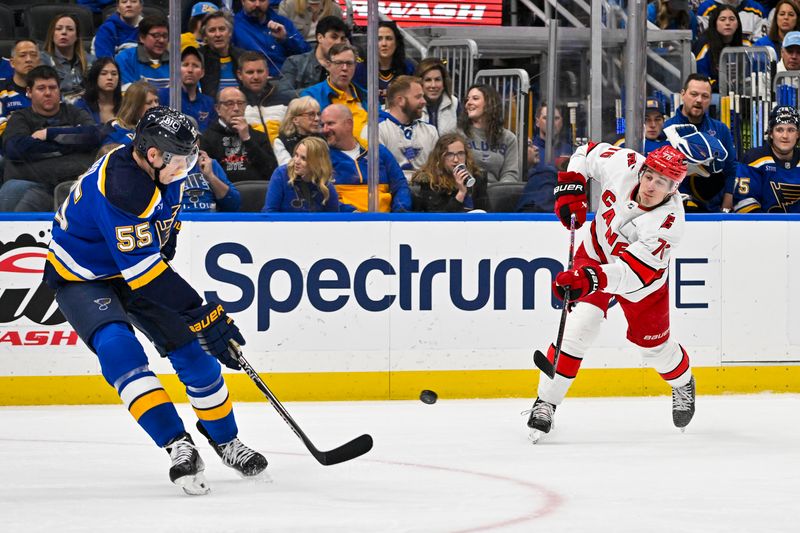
[101,81,159,146]
[273,96,323,165]
[41,13,95,99]
[279,0,345,42]
[263,136,339,212]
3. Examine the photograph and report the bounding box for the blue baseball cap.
[191,2,219,18]
[783,31,800,49]
[645,98,664,115]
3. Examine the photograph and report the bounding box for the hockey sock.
[92,322,185,447]
[169,340,238,444]
[641,341,692,388]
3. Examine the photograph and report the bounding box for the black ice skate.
[164,432,210,495]
[196,421,269,479]
[672,375,696,431]
[524,398,556,444]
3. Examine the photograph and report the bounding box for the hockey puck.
[420,390,438,404]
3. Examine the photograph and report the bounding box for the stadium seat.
[235,180,269,212]
[26,5,95,44]
[0,39,15,60]
[487,182,526,213]
[0,6,15,40]
[53,180,75,211]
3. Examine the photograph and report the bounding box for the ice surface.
[1,394,798,532]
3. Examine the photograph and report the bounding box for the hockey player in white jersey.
[526,142,696,442]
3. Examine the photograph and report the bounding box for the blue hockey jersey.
[45,145,201,311]
[733,145,800,213]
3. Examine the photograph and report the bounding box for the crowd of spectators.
[0,0,798,214]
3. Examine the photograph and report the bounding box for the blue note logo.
[94,298,112,311]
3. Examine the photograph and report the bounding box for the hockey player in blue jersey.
[44,106,267,495]
[733,106,800,213]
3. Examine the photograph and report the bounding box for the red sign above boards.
[341,1,504,27]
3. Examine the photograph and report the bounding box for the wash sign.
[342,1,503,27]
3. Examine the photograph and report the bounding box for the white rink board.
[0,217,797,378]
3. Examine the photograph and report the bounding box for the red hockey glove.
[553,266,607,301]
[553,171,588,229]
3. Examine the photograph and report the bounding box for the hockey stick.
[533,213,577,379]
[229,341,374,466]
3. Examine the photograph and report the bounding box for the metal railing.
[474,68,531,177]
[426,39,479,102]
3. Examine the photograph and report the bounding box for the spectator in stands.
[516,139,557,213]
[697,0,767,42]
[754,0,800,57]
[355,21,415,106]
[321,104,411,212]
[301,43,367,136]
[733,105,800,212]
[157,47,217,132]
[532,103,573,168]
[378,75,439,177]
[182,149,242,212]
[236,51,294,139]
[233,0,310,77]
[460,84,519,183]
[648,0,699,41]
[181,2,220,51]
[73,57,123,124]
[612,98,670,155]
[93,0,143,59]
[279,0,344,43]
[694,5,752,91]
[0,40,41,138]
[101,80,158,145]
[410,132,488,212]
[273,96,322,165]
[0,66,102,212]
[200,86,278,182]
[116,15,171,90]
[199,10,245,99]
[78,0,116,16]
[776,31,800,71]
[40,14,95,101]
[278,15,349,92]
[263,136,339,212]
[664,73,737,211]
[415,58,460,136]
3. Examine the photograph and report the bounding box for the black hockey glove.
[181,302,245,370]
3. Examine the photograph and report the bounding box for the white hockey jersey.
[376,111,439,178]
[568,142,685,302]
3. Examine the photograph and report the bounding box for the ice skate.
[672,375,696,431]
[524,398,556,444]
[164,432,210,495]
[196,421,270,480]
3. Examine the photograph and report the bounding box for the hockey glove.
[182,302,245,370]
[553,266,607,301]
[553,171,588,229]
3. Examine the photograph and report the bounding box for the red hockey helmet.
[642,145,687,187]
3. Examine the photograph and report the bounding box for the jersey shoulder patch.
[102,148,161,218]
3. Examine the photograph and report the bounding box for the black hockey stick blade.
[230,341,373,466]
[533,349,556,379]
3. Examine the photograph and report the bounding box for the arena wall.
[1,213,798,405]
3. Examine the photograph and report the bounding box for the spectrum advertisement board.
[3,215,797,386]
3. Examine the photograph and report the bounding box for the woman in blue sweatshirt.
[262,136,339,212]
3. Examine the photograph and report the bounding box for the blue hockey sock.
[169,340,238,444]
[92,322,185,447]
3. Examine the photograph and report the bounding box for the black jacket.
[411,176,489,212]
[199,120,277,183]
[199,45,247,100]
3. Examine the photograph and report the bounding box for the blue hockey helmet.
[663,123,729,178]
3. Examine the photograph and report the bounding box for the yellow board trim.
[46,252,83,281]
[128,389,172,420]
[192,396,233,421]
[1,367,799,406]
